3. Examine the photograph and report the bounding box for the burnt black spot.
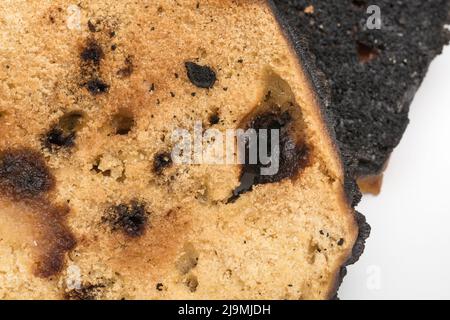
[156,283,164,291]
[81,42,104,65]
[103,201,149,237]
[208,112,220,125]
[337,238,345,246]
[43,112,84,151]
[85,78,109,95]
[0,149,54,200]
[45,128,76,149]
[153,152,173,175]
[117,56,134,78]
[229,110,309,202]
[65,283,106,300]
[185,62,216,89]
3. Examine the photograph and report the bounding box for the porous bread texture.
[0,0,358,299]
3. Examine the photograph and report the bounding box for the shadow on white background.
[340,45,450,300]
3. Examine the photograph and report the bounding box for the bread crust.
[267,1,369,299]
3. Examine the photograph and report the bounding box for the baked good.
[0,0,367,299]
[275,0,450,194]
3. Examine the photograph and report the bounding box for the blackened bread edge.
[266,0,370,299]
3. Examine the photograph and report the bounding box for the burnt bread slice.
[275,0,450,194]
[0,0,366,299]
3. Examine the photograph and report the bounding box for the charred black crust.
[266,0,367,299]
[270,0,449,297]
[330,211,371,300]
[273,0,450,179]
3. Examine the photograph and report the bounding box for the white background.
[340,45,450,300]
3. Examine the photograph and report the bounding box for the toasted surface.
[275,0,450,192]
[0,0,360,299]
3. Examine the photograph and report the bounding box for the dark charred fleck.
[117,56,134,78]
[208,112,220,125]
[45,128,76,150]
[81,42,104,65]
[185,62,216,89]
[153,152,173,175]
[103,201,149,237]
[186,275,199,292]
[156,283,164,291]
[87,20,97,32]
[65,283,105,300]
[86,78,109,95]
[337,238,345,246]
[0,149,54,200]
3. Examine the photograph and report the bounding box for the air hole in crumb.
[185,275,198,293]
[43,111,84,151]
[112,110,135,135]
[357,41,379,63]
[176,243,199,275]
[103,201,149,238]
